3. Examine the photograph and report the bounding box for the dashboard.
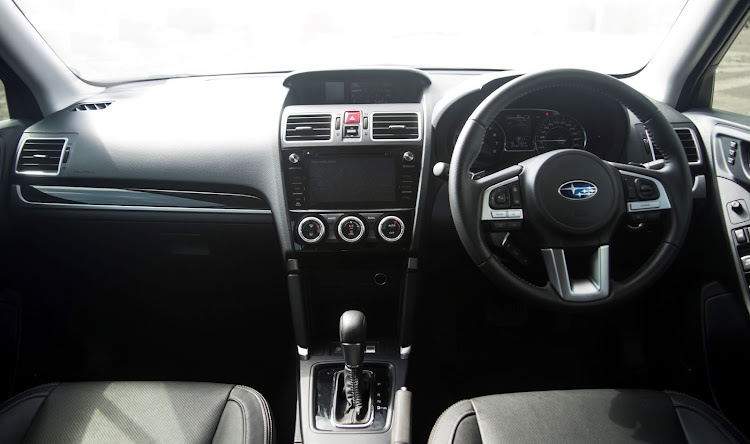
[8,68,701,258]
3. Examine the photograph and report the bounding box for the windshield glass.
[14,0,687,83]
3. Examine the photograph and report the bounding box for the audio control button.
[338,216,365,243]
[289,153,300,164]
[403,151,415,162]
[297,216,325,244]
[378,216,405,242]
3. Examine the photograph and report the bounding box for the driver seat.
[0,381,273,443]
[428,389,747,444]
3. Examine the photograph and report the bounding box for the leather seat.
[429,389,747,444]
[0,381,273,444]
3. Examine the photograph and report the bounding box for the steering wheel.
[449,69,693,309]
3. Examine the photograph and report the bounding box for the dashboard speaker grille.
[371,113,419,140]
[16,139,66,174]
[285,114,332,141]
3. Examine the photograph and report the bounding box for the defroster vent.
[285,114,332,141]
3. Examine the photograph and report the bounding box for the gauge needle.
[538,139,568,143]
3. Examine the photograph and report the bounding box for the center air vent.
[285,114,332,141]
[16,138,67,175]
[648,127,701,164]
[372,113,420,140]
[71,102,111,111]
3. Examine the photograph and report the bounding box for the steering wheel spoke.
[541,245,610,302]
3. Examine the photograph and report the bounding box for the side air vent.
[649,127,701,164]
[285,114,332,141]
[372,113,420,140]
[71,102,112,111]
[16,138,67,175]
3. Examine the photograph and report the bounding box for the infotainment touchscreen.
[308,157,395,205]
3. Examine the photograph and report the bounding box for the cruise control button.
[735,228,748,244]
[634,178,659,200]
[490,186,511,209]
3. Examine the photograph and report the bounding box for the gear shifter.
[332,310,374,427]
[340,310,366,369]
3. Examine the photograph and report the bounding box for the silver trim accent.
[331,370,376,429]
[399,346,411,359]
[542,245,610,302]
[369,112,422,142]
[619,171,672,212]
[15,186,272,214]
[481,177,523,221]
[15,137,68,176]
[297,346,309,359]
[692,175,706,199]
[290,208,413,213]
[297,216,326,244]
[377,215,405,242]
[337,215,366,243]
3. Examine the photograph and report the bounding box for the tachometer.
[534,115,586,152]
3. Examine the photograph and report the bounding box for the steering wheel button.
[507,210,522,218]
[734,228,748,244]
[510,183,522,207]
[491,210,507,218]
[490,186,511,209]
[629,201,660,211]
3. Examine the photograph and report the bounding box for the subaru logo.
[558,180,598,200]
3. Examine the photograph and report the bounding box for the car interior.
[1,0,750,443]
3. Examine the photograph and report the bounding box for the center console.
[280,69,429,444]
[281,106,423,252]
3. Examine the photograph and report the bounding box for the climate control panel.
[293,211,411,250]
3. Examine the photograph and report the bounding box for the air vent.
[649,128,701,164]
[372,113,420,140]
[16,139,66,174]
[285,114,332,141]
[71,102,111,111]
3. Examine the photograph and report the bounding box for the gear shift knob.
[339,310,367,368]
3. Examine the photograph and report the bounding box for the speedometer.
[534,115,586,152]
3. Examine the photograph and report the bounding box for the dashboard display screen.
[503,113,532,151]
[309,157,395,204]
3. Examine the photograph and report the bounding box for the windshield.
[14,0,687,83]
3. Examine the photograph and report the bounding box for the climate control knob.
[297,216,326,244]
[337,216,366,243]
[378,215,406,242]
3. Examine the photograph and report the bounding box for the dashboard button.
[742,255,750,272]
[735,228,748,244]
[344,111,361,124]
[289,153,300,164]
[344,125,359,138]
